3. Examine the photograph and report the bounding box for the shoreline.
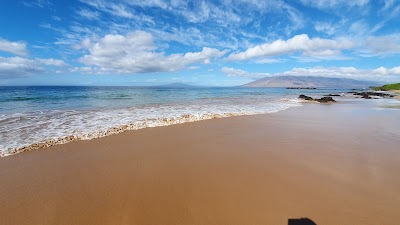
[4,94,398,158]
[1,101,400,225]
[2,90,398,158]
[0,102,302,157]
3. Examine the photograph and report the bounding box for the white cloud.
[0,57,67,77]
[0,37,67,77]
[123,0,242,25]
[124,0,169,9]
[314,22,337,36]
[221,67,269,79]
[79,0,156,26]
[78,0,302,35]
[78,31,228,74]
[0,57,42,77]
[36,58,68,67]
[148,26,240,50]
[226,34,354,61]
[52,16,62,21]
[349,20,369,36]
[228,0,304,31]
[77,8,101,20]
[221,66,400,82]
[80,0,134,18]
[382,0,396,11]
[22,0,52,8]
[0,38,28,56]
[254,58,284,64]
[300,0,369,9]
[52,0,309,56]
[274,66,400,82]
[291,54,353,63]
[361,35,400,56]
[282,4,305,34]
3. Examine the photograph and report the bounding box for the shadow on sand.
[288,218,317,225]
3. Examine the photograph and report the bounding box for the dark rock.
[361,95,372,99]
[299,95,336,103]
[359,93,371,99]
[352,91,393,98]
[324,94,341,97]
[288,218,317,225]
[299,95,314,101]
[316,97,336,103]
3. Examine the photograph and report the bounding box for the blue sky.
[0,0,399,86]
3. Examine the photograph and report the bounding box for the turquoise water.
[0,86,324,113]
[0,86,348,156]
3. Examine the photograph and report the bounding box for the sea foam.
[0,97,301,157]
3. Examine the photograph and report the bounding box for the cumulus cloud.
[0,38,28,56]
[221,67,270,79]
[78,31,228,74]
[0,56,67,77]
[226,34,354,61]
[0,57,43,77]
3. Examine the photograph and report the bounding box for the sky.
[0,0,399,86]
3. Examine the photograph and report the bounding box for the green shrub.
[372,83,400,91]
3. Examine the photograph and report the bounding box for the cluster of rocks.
[296,90,397,104]
[298,95,336,103]
[349,91,395,99]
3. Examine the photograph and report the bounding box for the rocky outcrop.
[317,97,336,103]
[350,91,395,99]
[299,95,336,103]
[299,94,314,101]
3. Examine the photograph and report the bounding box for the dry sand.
[1,102,400,225]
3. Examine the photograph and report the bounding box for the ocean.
[0,86,349,156]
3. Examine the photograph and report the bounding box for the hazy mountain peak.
[242,76,379,88]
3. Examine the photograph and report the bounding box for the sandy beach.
[1,102,400,225]
[394,91,400,100]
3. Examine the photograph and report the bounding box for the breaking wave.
[0,97,301,157]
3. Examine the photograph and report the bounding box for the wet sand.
[1,102,400,225]
[394,90,400,100]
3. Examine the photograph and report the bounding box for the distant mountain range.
[242,76,379,88]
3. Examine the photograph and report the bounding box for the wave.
[0,98,302,157]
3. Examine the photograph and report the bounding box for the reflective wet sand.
[1,102,400,225]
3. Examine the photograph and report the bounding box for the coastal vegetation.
[372,83,400,91]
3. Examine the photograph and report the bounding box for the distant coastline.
[242,76,379,88]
